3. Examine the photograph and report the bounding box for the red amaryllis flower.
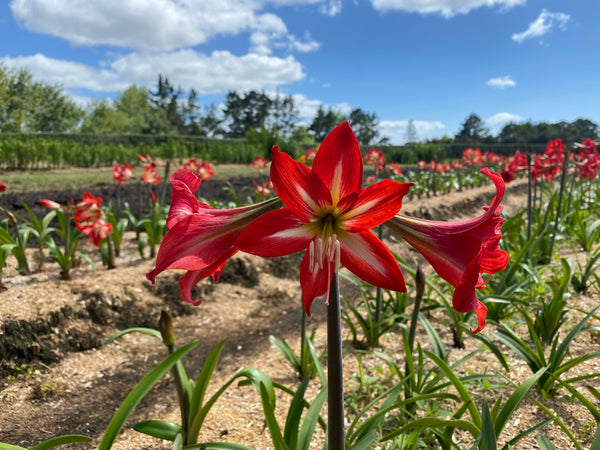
[389,162,403,177]
[146,170,282,305]
[197,161,215,181]
[76,218,113,247]
[385,168,508,333]
[236,122,412,314]
[364,148,385,172]
[462,147,483,167]
[142,165,162,185]
[73,192,103,222]
[112,163,133,184]
[0,182,6,192]
[253,179,274,198]
[183,158,214,181]
[299,148,318,164]
[251,155,269,171]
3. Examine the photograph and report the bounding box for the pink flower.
[385,168,509,333]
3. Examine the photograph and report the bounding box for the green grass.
[0,164,258,192]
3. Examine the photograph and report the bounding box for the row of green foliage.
[0,133,550,170]
[0,135,260,169]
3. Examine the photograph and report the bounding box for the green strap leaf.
[494,368,546,437]
[133,420,185,442]
[477,399,497,450]
[98,341,199,450]
[297,384,327,450]
[104,327,162,345]
[29,435,91,450]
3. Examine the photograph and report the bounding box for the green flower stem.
[327,271,345,449]
[527,152,532,240]
[408,265,426,354]
[300,303,307,378]
[548,148,570,260]
[374,226,383,347]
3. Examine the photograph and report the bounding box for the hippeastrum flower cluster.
[148,122,509,332]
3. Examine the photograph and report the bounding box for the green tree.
[198,104,225,138]
[268,90,298,138]
[455,113,489,142]
[0,66,82,132]
[349,107,379,147]
[223,90,272,138]
[80,98,128,134]
[309,106,347,142]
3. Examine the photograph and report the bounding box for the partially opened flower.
[146,169,282,304]
[385,167,508,333]
[38,199,63,210]
[236,122,412,314]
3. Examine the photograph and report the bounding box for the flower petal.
[270,148,330,221]
[236,209,316,257]
[340,179,413,232]
[167,170,210,229]
[312,122,363,205]
[176,256,233,305]
[339,230,407,292]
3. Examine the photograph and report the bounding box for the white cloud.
[512,9,570,43]
[486,75,516,89]
[486,112,521,126]
[289,94,352,122]
[378,120,446,144]
[0,50,305,94]
[368,0,524,17]
[10,0,322,53]
[0,53,127,91]
[319,0,342,16]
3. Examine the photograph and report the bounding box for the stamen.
[315,237,323,270]
[334,239,341,272]
[308,240,315,272]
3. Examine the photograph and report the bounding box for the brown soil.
[0,177,598,449]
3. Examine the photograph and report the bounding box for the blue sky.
[1,0,597,143]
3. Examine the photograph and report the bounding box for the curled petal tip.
[470,301,487,333]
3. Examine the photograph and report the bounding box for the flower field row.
[0,124,599,449]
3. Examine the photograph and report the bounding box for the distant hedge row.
[0,134,260,169]
[0,133,548,170]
